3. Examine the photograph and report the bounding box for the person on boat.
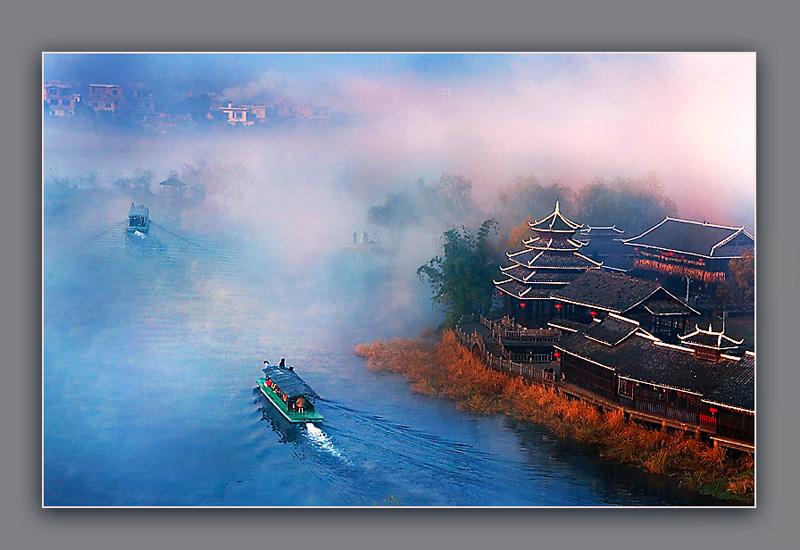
[279,358,285,367]
[296,396,306,413]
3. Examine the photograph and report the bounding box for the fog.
[43,53,756,334]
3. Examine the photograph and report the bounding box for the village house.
[554,314,754,451]
[88,84,122,113]
[623,217,755,299]
[43,82,80,117]
[549,269,700,343]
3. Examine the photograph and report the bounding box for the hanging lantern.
[709,407,718,414]
[590,310,597,317]
[498,290,504,296]
[520,302,526,308]
[554,352,561,359]
[555,303,562,310]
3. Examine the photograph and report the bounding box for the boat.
[256,362,324,424]
[127,203,150,233]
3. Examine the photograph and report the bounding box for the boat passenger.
[279,358,285,367]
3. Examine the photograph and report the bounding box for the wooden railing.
[453,327,556,385]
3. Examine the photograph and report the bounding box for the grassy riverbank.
[355,330,754,504]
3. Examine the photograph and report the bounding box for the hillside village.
[43,80,332,131]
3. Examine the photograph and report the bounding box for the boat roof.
[262,364,320,399]
[128,203,149,217]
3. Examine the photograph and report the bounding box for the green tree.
[417,219,499,325]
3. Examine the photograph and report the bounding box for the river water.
[42,188,731,507]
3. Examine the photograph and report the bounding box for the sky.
[43,52,756,228]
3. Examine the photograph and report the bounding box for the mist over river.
[42,184,732,506]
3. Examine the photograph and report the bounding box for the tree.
[496,175,573,233]
[574,174,677,236]
[714,249,755,309]
[417,219,499,325]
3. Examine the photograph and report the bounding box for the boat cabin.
[127,203,150,233]
[258,363,323,423]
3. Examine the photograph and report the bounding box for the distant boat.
[127,203,150,233]
[257,363,324,424]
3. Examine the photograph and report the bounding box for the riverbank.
[355,330,754,504]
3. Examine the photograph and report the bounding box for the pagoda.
[678,323,744,361]
[494,201,601,327]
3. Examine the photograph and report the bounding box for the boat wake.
[304,423,345,460]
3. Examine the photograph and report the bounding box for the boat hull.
[256,377,323,424]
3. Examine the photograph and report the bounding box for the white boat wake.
[304,423,344,459]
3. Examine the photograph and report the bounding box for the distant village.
[42,80,332,131]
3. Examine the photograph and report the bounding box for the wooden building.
[550,269,700,342]
[623,217,754,297]
[555,314,754,449]
[577,225,633,272]
[494,201,601,327]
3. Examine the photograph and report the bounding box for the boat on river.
[256,362,324,424]
[127,203,150,233]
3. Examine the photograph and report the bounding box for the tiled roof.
[522,237,586,250]
[556,327,754,411]
[530,201,583,232]
[494,279,556,300]
[583,314,641,346]
[678,324,744,349]
[552,270,661,312]
[623,217,754,258]
[508,248,602,269]
[579,225,624,236]
[643,299,696,316]
[547,319,590,333]
[500,264,583,285]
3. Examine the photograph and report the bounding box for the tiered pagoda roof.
[495,201,601,301]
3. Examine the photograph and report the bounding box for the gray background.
[3,1,797,549]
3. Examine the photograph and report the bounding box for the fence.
[453,327,556,386]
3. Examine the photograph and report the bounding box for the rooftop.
[552,270,698,315]
[623,217,754,258]
[556,322,754,411]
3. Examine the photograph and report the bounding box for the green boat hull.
[256,377,324,423]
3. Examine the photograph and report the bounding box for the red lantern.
[709,407,718,414]
[554,352,561,359]
[498,291,504,296]
[555,303,562,310]
[590,310,597,317]
[520,302,526,308]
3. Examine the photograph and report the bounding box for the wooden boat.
[256,363,324,424]
[127,203,150,233]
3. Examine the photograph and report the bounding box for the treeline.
[367,171,677,239]
[355,331,754,503]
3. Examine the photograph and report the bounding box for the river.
[42,187,732,507]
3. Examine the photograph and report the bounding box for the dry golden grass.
[355,330,754,503]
